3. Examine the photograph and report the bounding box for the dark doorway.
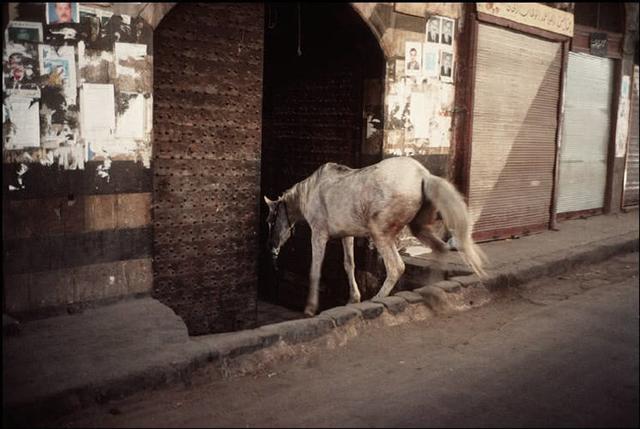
[259,3,385,313]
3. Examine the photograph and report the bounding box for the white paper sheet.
[4,95,40,149]
[114,42,147,77]
[116,92,145,139]
[80,83,115,154]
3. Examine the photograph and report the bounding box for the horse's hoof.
[348,297,361,304]
[304,305,317,317]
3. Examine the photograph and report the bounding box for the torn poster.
[116,92,145,140]
[4,95,40,149]
[615,75,631,158]
[5,21,43,44]
[410,92,428,139]
[114,42,151,92]
[78,41,113,84]
[80,83,115,159]
[3,42,41,97]
[39,45,77,105]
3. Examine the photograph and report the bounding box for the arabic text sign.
[477,3,574,37]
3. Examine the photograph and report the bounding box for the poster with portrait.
[39,45,77,105]
[440,17,455,46]
[404,41,423,77]
[46,3,80,25]
[3,43,40,97]
[5,21,43,44]
[426,16,441,44]
[439,51,454,83]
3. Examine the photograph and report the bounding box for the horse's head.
[264,196,295,268]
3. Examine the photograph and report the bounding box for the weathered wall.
[152,3,264,335]
[367,3,464,178]
[3,2,154,318]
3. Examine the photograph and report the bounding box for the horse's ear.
[264,196,274,207]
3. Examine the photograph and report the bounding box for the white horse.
[264,156,487,316]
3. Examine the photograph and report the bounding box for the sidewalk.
[3,211,638,426]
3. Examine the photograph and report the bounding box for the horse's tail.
[422,174,488,278]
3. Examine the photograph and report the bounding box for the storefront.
[458,3,572,241]
[622,65,639,208]
[556,4,625,219]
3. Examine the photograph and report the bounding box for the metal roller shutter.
[468,23,562,240]
[557,52,615,214]
[623,66,639,208]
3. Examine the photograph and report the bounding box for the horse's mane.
[280,163,345,220]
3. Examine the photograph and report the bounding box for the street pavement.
[51,252,639,428]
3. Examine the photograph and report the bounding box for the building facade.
[3,3,638,335]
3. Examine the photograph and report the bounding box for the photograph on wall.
[426,16,441,44]
[46,2,80,25]
[39,45,77,105]
[3,43,40,96]
[3,95,41,150]
[440,17,455,46]
[440,51,454,83]
[404,41,423,77]
[5,21,43,44]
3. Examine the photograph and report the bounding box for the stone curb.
[7,235,638,425]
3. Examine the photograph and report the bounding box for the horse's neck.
[282,184,306,223]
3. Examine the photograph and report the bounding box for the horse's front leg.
[305,230,328,316]
[342,236,361,304]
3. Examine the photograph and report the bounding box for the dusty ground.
[52,252,639,428]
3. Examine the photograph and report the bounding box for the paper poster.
[4,96,41,149]
[116,92,145,139]
[39,45,77,105]
[410,92,428,139]
[440,17,455,47]
[426,16,441,44]
[3,42,40,97]
[114,42,150,92]
[80,83,115,157]
[405,41,423,77]
[422,44,440,77]
[615,75,631,158]
[5,21,43,44]
[440,50,454,83]
[46,2,80,24]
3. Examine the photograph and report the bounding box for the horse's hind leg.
[409,204,448,254]
[342,237,361,303]
[372,237,405,300]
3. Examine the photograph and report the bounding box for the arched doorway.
[259,3,386,313]
[151,3,385,335]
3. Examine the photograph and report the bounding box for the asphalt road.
[55,252,639,428]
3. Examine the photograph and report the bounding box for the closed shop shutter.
[468,23,562,240]
[623,66,639,207]
[557,52,615,214]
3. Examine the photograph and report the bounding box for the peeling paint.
[96,157,112,182]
